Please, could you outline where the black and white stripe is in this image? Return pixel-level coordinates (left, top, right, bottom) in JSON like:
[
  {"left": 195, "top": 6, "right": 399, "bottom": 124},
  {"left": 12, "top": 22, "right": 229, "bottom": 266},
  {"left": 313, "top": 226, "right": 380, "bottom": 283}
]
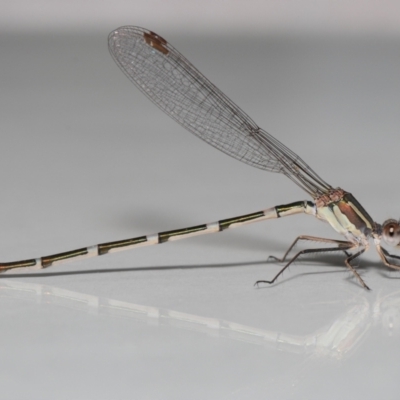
[{"left": 0, "top": 201, "right": 314, "bottom": 272}]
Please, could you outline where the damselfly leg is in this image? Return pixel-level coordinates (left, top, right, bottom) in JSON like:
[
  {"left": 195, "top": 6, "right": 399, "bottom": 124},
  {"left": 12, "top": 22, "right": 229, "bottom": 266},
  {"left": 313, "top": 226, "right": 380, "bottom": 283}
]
[
  {"left": 257, "top": 237, "right": 371, "bottom": 289},
  {"left": 268, "top": 235, "right": 353, "bottom": 263},
  {"left": 376, "top": 245, "right": 400, "bottom": 271}
]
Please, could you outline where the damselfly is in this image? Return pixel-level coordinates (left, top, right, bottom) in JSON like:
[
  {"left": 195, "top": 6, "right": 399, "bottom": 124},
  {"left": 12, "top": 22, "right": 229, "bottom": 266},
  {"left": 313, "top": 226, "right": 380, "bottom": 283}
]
[{"left": 2, "top": 26, "right": 399, "bottom": 289}]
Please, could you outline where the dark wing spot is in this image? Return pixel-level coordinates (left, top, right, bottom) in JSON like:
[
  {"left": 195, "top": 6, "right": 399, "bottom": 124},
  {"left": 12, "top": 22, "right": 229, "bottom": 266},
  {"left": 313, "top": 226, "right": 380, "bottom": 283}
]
[{"left": 144, "top": 31, "right": 169, "bottom": 55}]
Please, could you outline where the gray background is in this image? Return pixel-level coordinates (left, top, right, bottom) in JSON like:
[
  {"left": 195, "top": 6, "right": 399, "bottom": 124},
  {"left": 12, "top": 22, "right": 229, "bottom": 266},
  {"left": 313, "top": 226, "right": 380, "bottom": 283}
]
[{"left": 2, "top": 1, "right": 400, "bottom": 399}]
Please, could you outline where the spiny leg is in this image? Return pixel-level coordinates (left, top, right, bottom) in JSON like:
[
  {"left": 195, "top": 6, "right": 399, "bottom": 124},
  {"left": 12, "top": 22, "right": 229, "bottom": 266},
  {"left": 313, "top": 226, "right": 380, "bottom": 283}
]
[
  {"left": 268, "top": 235, "right": 353, "bottom": 263},
  {"left": 376, "top": 245, "right": 400, "bottom": 270},
  {"left": 256, "top": 243, "right": 354, "bottom": 287},
  {"left": 379, "top": 246, "right": 400, "bottom": 263},
  {"left": 344, "top": 248, "right": 369, "bottom": 290}
]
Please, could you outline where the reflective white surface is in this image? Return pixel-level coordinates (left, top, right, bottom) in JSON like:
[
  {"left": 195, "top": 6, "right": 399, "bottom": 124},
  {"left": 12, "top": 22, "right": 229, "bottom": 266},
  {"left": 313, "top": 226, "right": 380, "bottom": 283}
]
[{"left": 1, "top": 31, "right": 400, "bottom": 399}]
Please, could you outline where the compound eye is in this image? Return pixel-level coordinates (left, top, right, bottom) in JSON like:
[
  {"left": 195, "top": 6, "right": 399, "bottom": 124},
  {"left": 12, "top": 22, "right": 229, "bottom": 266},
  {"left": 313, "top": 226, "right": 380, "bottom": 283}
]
[{"left": 382, "top": 219, "right": 400, "bottom": 246}]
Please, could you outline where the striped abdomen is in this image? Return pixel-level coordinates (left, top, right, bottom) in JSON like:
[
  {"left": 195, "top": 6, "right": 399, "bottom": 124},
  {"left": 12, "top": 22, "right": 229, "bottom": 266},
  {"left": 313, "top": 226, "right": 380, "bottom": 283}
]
[{"left": 0, "top": 200, "right": 314, "bottom": 272}]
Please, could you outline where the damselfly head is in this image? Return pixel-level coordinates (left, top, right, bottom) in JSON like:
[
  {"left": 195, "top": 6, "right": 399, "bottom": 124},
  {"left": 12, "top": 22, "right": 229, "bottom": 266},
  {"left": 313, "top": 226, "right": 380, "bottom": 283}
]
[{"left": 382, "top": 219, "right": 400, "bottom": 246}]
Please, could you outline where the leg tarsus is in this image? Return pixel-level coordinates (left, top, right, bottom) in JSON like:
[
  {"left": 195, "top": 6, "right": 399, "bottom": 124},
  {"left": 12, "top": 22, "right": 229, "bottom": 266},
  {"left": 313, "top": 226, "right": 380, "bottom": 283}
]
[
  {"left": 344, "top": 248, "right": 370, "bottom": 289},
  {"left": 267, "top": 255, "right": 282, "bottom": 263}
]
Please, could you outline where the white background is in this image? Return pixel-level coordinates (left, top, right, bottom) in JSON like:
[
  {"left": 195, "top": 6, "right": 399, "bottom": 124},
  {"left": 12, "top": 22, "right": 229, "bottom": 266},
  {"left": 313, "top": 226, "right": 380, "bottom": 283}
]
[{"left": 1, "top": 1, "right": 400, "bottom": 399}]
